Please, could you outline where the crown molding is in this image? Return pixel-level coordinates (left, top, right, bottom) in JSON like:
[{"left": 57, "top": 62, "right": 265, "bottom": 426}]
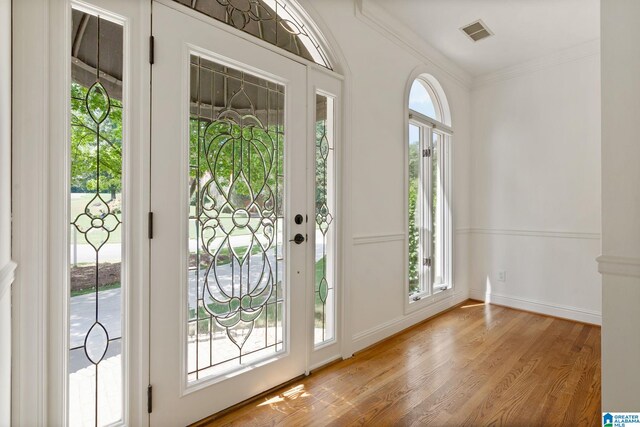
[
  {"left": 355, "top": 0, "right": 472, "bottom": 90},
  {"left": 473, "top": 38, "right": 600, "bottom": 89},
  {"left": 597, "top": 255, "right": 640, "bottom": 278}
]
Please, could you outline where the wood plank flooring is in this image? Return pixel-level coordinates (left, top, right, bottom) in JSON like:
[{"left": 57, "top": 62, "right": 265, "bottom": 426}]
[{"left": 197, "top": 301, "right": 601, "bottom": 426}]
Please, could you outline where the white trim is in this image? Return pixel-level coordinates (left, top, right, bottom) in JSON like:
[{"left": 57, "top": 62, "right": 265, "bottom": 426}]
[
  {"left": 597, "top": 255, "right": 640, "bottom": 278},
  {"left": 460, "top": 227, "right": 601, "bottom": 240},
  {"left": 308, "top": 354, "right": 342, "bottom": 373},
  {"left": 352, "top": 232, "right": 405, "bottom": 245},
  {"left": 408, "top": 111, "right": 454, "bottom": 136},
  {"left": 0, "top": 261, "right": 16, "bottom": 301},
  {"left": 47, "top": 1, "right": 72, "bottom": 423},
  {"left": 355, "top": 0, "right": 472, "bottom": 90},
  {"left": 351, "top": 291, "right": 468, "bottom": 354},
  {"left": 13, "top": 0, "right": 151, "bottom": 424},
  {"left": 308, "top": 69, "right": 343, "bottom": 367},
  {"left": 12, "top": 0, "right": 50, "bottom": 424},
  {"left": 404, "top": 67, "right": 455, "bottom": 316},
  {"left": 469, "top": 289, "right": 602, "bottom": 325},
  {"left": 473, "top": 39, "right": 600, "bottom": 89}
]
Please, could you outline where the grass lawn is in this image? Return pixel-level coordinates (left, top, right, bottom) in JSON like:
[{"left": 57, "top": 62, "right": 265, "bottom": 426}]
[{"left": 70, "top": 281, "right": 121, "bottom": 297}]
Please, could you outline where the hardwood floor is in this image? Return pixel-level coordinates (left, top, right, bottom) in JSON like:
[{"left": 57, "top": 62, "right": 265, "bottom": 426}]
[{"left": 196, "top": 301, "right": 601, "bottom": 426}]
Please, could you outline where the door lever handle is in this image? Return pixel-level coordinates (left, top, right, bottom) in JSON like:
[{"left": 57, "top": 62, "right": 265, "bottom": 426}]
[{"left": 289, "top": 233, "right": 306, "bottom": 244}]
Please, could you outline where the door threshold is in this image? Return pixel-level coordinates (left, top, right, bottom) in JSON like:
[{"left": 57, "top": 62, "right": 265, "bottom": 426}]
[{"left": 189, "top": 374, "right": 307, "bottom": 427}]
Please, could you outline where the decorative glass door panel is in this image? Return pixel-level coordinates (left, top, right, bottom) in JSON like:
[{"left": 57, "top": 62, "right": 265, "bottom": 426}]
[
  {"left": 188, "top": 54, "right": 286, "bottom": 381},
  {"left": 150, "top": 3, "right": 307, "bottom": 424},
  {"left": 69, "top": 8, "right": 124, "bottom": 426},
  {"left": 314, "top": 93, "right": 335, "bottom": 346}
]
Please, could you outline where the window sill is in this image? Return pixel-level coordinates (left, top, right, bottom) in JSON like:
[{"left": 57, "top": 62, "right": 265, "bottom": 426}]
[{"left": 405, "top": 286, "right": 454, "bottom": 315}]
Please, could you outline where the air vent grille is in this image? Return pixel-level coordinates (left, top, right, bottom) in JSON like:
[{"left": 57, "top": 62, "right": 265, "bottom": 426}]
[{"left": 461, "top": 20, "right": 493, "bottom": 42}]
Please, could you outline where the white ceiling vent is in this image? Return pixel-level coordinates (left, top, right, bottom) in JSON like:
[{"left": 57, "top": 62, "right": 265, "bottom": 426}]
[{"left": 460, "top": 20, "right": 493, "bottom": 42}]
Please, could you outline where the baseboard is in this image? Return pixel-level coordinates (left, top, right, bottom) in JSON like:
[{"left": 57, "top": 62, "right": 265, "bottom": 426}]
[
  {"left": 351, "top": 292, "right": 469, "bottom": 353},
  {"left": 309, "top": 355, "right": 343, "bottom": 374},
  {"left": 469, "top": 288, "right": 601, "bottom": 325}
]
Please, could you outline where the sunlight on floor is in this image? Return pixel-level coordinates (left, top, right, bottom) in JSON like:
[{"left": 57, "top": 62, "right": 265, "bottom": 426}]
[
  {"left": 460, "top": 302, "right": 486, "bottom": 308},
  {"left": 257, "top": 384, "right": 311, "bottom": 408}
]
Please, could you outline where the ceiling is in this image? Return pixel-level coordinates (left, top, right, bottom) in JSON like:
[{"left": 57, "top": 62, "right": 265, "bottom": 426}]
[{"left": 368, "top": 0, "right": 600, "bottom": 77}]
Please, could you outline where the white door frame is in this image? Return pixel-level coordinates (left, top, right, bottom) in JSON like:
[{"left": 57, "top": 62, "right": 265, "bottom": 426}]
[
  {"left": 0, "top": 0, "right": 16, "bottom": 425},
  {"left": 12, "top": 0, "right": 151, "bottom": 425},
  {"left": 10, "top": 0, "right": 351, "bottom": 424}
]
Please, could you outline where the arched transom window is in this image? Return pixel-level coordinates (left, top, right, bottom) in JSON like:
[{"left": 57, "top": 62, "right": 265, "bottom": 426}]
[
  {"left": 407, "top": 75, "right": 453, "bottom": 304},
  {"left": 173, "top": 0, "right": 333, "bottom": 69}
]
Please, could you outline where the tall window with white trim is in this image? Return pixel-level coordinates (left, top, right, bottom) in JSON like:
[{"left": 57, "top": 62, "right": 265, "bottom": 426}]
[{"left": 407, "top": 76, "right": 452, "bottom": 301}]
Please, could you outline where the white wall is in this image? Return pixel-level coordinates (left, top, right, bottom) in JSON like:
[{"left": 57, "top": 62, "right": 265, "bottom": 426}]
[
  {"left": 469, "top": 46, "right": 602, "bottom": 325},
  {"left": 0, "top": 0, "right": 13, "bottom": 424},
  {"left": 309, "top": 0, "right": 473, "bottom": 353},
  {"left": 600, "top": 0, "right": 640, "bottom": 410}
]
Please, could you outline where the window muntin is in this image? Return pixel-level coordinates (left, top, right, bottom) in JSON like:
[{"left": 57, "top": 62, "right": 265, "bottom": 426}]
[
  {"left": 69, "top": 9, "right": 124, "bottom": 426},
  {"left": 173, "top": 0, "right": 332, "bottom": 70},
  {"left": 408, "top": 76, "right": 452, "bottom": 302}
]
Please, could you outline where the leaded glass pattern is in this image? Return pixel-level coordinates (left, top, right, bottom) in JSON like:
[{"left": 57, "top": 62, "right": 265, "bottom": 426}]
[
  {"left": 314, "top": 94, "right": 335, "bottom": 345},
  {"left": 69, "top": 9, "right": 123, "bottom": 427},
  {"left": 188, "top": 54, "right": 285, "bottom": 382},
  {"left": 173, "top": 0, "right": 332, "bottom": 69}
]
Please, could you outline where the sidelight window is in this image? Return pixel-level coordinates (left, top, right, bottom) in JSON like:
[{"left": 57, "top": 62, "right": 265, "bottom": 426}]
[{"left": 69, "top": 8, "right": 124, "bottom": 426}]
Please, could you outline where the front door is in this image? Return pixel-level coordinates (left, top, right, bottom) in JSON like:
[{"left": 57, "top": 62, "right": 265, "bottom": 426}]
[{"left": 150, "top": 2, "right": 308, "bottom": 424}]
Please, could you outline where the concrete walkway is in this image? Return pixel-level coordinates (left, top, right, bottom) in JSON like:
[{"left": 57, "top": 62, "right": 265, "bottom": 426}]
[{"left": 70, "top": 229, "right": 329, "bottom": 373}]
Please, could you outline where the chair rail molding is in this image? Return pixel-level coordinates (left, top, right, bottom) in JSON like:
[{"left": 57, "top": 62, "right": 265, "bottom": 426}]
[
  {"left": 597, "top": 255, "right": 640, "bottom": 278},
  {"left": 459, "top": 227, "right": 601, "bottom": 240},
  {"left": 0, "top": 261, "right": 16, "bottom": 300},
  {"left": 353, "top": 232, "right": 405, "bottom": 246}
]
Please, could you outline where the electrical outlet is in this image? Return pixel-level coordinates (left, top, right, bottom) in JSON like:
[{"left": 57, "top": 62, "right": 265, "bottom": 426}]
[{"left": 497, "top": 270, "right": 506, "bottom": 282}]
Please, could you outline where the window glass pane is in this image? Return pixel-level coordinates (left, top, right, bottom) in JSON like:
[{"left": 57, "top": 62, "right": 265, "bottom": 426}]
[
  {"left": 408, "top": 124, "right": 421, "bottom": 295},
  {"left": 409, "top": 80, "right": 438, "bottom": 120},
  {"left": 188, "top": 54, "right": 286, "bottom": 382},
  {"left": 173, "top": 0, "right": 332, "bottom": 69},
  {"left": 69, "top": 9, "right": 124, "bottom": 426},
  {"left": 314, "top": 94, "right": 335, "bottom": 345}
]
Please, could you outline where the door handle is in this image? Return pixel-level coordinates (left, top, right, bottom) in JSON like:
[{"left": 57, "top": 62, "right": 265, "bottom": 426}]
[{"left": 289, "top": 233, "right": 305, "bottom": 244}]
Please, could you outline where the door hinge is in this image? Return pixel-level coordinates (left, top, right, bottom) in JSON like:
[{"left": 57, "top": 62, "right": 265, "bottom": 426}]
[
  {"left": 147, "top": 385, "right": 153, "bottom": 413},
  {"left": 149, "top": 36, "right": 155, "bottom": 65},
  {"left": 423, "top": 257, "right": 432, "bottom": 267},
  {"left": 148, "top": 212, "right": 154, "bottom": 239},
  {"left": 422, "top": 148, "right": 432, "bottom": 158}
]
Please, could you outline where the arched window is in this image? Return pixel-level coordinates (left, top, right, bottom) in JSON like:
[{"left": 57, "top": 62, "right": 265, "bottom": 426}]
[
  {"left": 173, "top": 0, "right": 333, "bottom": 69},
  {"left": 409, "top": 79, "right": 441, "bottom": 122},
  {"left": 407, "top": 75, "right": 453, "bottom": 304}
]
